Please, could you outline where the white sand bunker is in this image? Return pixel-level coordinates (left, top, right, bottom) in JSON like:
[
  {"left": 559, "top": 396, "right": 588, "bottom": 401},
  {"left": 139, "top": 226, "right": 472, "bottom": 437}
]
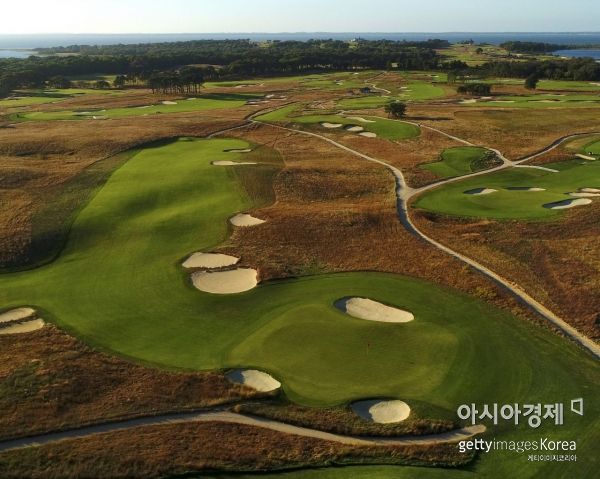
[
  {"left": 0, "top": 307, "right": 36, "bottom": 324},
  {"left": 544, "top": 198, "right": 593, "bottom": 209},
  {"left": 464, "top": 188, "right": 497, "bottom": 195},
  {"left": 352, "top": 400, "right": 411, "bottom": 424},
  {"left": 345, "top": 116, "right": 376, "bottom": 123},
  {"left": 0, "top": 319, "right": 45, "bottom": 335},
  {"left": 192, "top": 268, "right": 258, "bottom": 294},
  {"left": 230, "top": 213, "right": 266, "bottom": 227},
  {"left": 92, "top": 115, "right": 108, "bottom": 120},
  {"left": 162, "top": 101, "right": 178, "bottom": 105},
  {"left": 226, "top": 369, "right": 281, "bottom": 392},
  {"left": 346, "top": 125, "right": 365, "bottom": 132},
  {"left": 0, "top": 308, "right": 44, "bottom": 335},
  {"left": 182, "top": 253, "right": 239, "bottom": 269},
  {"left": 225, "top": 148, "right": 252, "bottom": 153},
  {"left": 507, "top": 187, "right": 546, "bottom": 192},
  {"left": 580, "top": 188, "right": 600, "bottom": 193},
  {"left": 359, "top": 132, "right": 377, "bottom": 138},
  {"left": 460, "top": 99, "right": 478, "bottom": 104},
  {"left": 212, "top": 160, "right": 257, "bottom": 166},
  {"left": 321, "top": 122, "right": 343, "bottom": 129},
  {"left": 569, "top": 192, "right": 600, "bottom": 198},
  {"left": 493, "top": 100, "right": 516, "bottom": 103},
  {"left": 336, "top": 298, "right": 414, "bottom": 323},
  {"left": 576, "top": 154, "right": 596, "bottom": 161}
]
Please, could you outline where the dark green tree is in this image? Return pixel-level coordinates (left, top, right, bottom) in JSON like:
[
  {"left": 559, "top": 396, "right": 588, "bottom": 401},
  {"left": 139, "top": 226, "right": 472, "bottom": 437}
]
[{"left": 384, "top": 101, "right": 407, "bottom": 118}]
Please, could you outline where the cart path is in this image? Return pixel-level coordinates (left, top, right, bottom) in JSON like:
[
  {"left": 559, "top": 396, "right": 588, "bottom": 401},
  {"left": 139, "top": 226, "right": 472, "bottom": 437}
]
[
  {"left": 0, "top": 410, "right": 485, "bottom": 453},
  {"left": 255, "top": 120, "right": 600, "bottom": 359}
]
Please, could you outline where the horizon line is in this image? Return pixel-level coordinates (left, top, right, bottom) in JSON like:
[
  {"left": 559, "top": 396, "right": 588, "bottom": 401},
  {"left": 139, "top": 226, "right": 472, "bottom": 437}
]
[{"left": 2, "top": 31, "right": 600, "bottom": 35}]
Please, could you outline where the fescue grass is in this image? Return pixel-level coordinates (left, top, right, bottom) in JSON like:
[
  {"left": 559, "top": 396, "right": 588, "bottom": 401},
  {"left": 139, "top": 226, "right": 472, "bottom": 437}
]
[{"left": 415, "top": 159, "right": 600, "bottom": 219}]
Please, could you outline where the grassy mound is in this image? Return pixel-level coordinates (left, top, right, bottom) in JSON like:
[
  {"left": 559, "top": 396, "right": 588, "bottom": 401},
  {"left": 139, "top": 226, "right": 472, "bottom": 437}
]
[{"left": 421, "top": 146, "right": 497, "bottom": 178}]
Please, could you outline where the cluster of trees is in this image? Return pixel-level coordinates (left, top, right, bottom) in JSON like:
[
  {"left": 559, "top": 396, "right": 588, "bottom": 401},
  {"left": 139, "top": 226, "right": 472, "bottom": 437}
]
[
  {"left": 1, "top": 39, "right": 450, "bottom": 96},
  {"left": 500, "top": 41, "right": 571, "bottom": 53},
  {"left": 477, "top": 57, "right": 600, "bottom": 81},
  {"left": 456, "top": 83, "right": 492, "bottom": 96},
  {"left": 147, "top": 66, "right": 209, "bottom": 94}
]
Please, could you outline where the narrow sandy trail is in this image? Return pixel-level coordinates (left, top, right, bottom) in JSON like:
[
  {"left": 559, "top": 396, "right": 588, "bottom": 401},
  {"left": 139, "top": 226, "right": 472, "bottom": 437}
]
[
  {"left": 254, "top": 120, "right": 600, "bottom": 359},
  {"left": 0, "top": 410, "right": 485, "bottom": 453}
]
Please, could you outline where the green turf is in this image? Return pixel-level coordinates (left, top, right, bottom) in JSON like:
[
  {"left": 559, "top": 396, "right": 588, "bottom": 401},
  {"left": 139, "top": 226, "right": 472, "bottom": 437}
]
[
  {"left": 0, "top": 139, "right": 598, "bottom": 478},
  {"left": 256, "top": 106, "right": 420, "bottom": 140},
  {"left": 337, "top": 95, "right": 392, "bottom": 109},
  {"left": 582, "top": 138, "right": 600, "bottom": 155},
  {"left": 399, "top": 81, "right": 446, "bottom": 101},
  {"left": 537, "top": 80, "right": 600, "bottom": 92},
  {"left": 13, "top": 93, "right": 254, "bottom": 121},
  {"left": 415, "top": 159, "right": 600, "bottom": 219},
  {"left": 421, "top": 147, "right": 490, "bottom": 178}
]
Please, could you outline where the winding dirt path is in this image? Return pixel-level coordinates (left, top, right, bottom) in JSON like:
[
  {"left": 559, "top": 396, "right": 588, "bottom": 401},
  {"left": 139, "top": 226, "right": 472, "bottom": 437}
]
[
  {"left": 0, "top": 411, "right": 485, "bottom": 453},
  {"left": 255, "top": 120, "right": 600, "bottom": 359}
]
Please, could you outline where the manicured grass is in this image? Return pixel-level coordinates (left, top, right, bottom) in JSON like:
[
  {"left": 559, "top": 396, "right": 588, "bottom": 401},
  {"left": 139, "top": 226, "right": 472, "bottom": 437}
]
[
  {"left": 338, "top": 95, "right": 392, "bottom": 109},
  {"left": 0, "top": 139, "right": 598, "bottom": 478},
  {"left": 12, "top": 93, "right": 255, "bottom": 121},
  {"left": 583, "top": 138, "right": 600, "bottom": 155},
  {"left": 538, "top": 80, "right": 600, "bottom": 92},
  {"left": 421, "top": 147, "right": 491, "bottom": 178},
  {"left": 0, "top": 88, "right": 126, "bottom": 109},
  {"left": 399, "top": 81, "right": 446, "bottom": 101},
  {"left": 415, "top": 159, "right": 600, "bottom": 219},
  {"left": 256, "top": 106, "right": 420, "bottom": 140}
]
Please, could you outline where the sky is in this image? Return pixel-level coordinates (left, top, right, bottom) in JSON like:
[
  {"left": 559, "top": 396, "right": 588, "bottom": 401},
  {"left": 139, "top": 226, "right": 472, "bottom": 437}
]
[{"left": 1, "top": 0, "right": 598, "bottom": 34}]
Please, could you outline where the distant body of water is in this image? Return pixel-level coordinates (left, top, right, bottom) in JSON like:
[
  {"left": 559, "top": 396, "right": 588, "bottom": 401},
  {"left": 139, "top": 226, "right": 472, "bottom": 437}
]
[
  {"left": 1, "top": 32, "right": 600, "bottom": 58},
  {"left": 0, "top": 49, "right": 36, "bottom": 59},
  {"left": 554, "top": 49, "right": 600, "bottom": 60}
]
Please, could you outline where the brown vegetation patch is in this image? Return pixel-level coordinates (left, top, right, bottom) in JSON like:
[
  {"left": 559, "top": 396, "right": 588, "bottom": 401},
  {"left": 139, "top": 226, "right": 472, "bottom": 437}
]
[
  {"left": 234, "top": 403, "right": 457, "bottom": 437},
  {"left": 0, "top": 325, "right": 264, "bottom": 441},
  {"left": 0, "top": 421, "right": 472, "bottom": 478},
  {"left": 412, "top": 205, "right": 600, "bottom": 340}
]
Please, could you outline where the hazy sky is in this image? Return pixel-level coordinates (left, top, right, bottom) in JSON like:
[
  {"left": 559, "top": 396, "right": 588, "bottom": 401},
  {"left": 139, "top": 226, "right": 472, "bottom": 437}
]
[{"left": 2, "top": 0, "right": 598, "bottom": 33}]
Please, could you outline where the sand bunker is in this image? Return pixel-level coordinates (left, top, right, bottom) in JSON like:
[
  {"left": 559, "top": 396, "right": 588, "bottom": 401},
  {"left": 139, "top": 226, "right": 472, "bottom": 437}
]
[
  {"left": 544, "top": 198, "right": 593, "bottom": 209},
  {"left": 576, "top": 154, "right": 596, "bottom": 161},
  {"left": 336, "top": 298, "right": 414, "bottom": 323},
  {"left": 92, "top": 115, "right": 108, "bottom": 120},
  {"left": 226, "top": 369, "right": 281, "bottom": 392},
  {"left": 493, "top": 100, "right": 516, "bottom": 103},
  {"left": 506, "top": 187, "right": 546, "bottom": 192},
  {"left": 162, "top": 101, "right": 178, "bottom": 105},
  {"left": 352, "top": 400, "right": 411, "bottom": 424},
  {"left": 460, "top": 99, "right": 477, "bottom": 104},
  {"left": 464, "top": 188, "right": 497, "bottom": 195},
  {"left": 0, "top": 319, "right": 45, "bottom": 335},
  {"left": 345, "top": 116, "right": 376, "bottom": 123},
  {"left": 230, "top": 213, "right": 266, "bottom": 227},
  {"left": 321, "top": 122, "right": 343, "bottom": 129},
  {"left": 345, "top": 125, "right": 365, "bottom": 132},
  {"left": 569, "top": 192, "right": 600, "bottom": 198},
  {"left": 136, "top": 105, "right": 151, "bottom": 109},
  {"left": 192, "top": 268, "right": 258, "bottom": 294},
  {"left": 212, "top": 160, "right": 257, "bottom": 166},
  {"left": 580, "top": 188, "right": 600, "bottom": 193},
  {"left": 0, "top": 307, "right": 36, "bottom": 324},
  {"left": 359, "top": 132, "right": 377, "bottom": 138},
  {"left": 182, "top": 253, "right": 239, "bottom": 269},
  {"left": 225, "top": 148, "right": 253, "bottom": 153}
]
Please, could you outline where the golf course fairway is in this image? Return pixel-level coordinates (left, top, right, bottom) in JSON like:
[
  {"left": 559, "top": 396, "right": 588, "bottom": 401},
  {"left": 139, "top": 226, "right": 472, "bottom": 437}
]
[
  {"left": 0, "top": 138, "right": 598, "bottom": 478},
  {"left": 415, "top": 159, "right": 600, "bottom": 219}
]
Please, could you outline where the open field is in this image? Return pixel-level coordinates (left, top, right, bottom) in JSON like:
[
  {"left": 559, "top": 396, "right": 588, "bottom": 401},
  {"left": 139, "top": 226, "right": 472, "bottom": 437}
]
[
  {"left": 415, "top": 159, "right": 600, "bottom": 219},
  {"left": 11, "top": 93, "right": 257, "bottom": 121}
]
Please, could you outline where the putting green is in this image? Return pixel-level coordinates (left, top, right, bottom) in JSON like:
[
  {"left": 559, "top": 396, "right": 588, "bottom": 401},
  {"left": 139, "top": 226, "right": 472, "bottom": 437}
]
[
  {"left": 421, "top": 146, "right": 491, "bottom": 178},
  {"left": 415, "top": 159, "right": 600, "bottom": 219},
  {"left": 12, "top": 93, "right": 255, "bottom": 121},
  {"left": 582, "top": 138, "right": 600, "bottom": 156},
  {"left": 256, "top": 105, "right": 420, "bottom": 140},
  {"left": 0, "top": 139, "right": 598, "bottom": 478}
]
